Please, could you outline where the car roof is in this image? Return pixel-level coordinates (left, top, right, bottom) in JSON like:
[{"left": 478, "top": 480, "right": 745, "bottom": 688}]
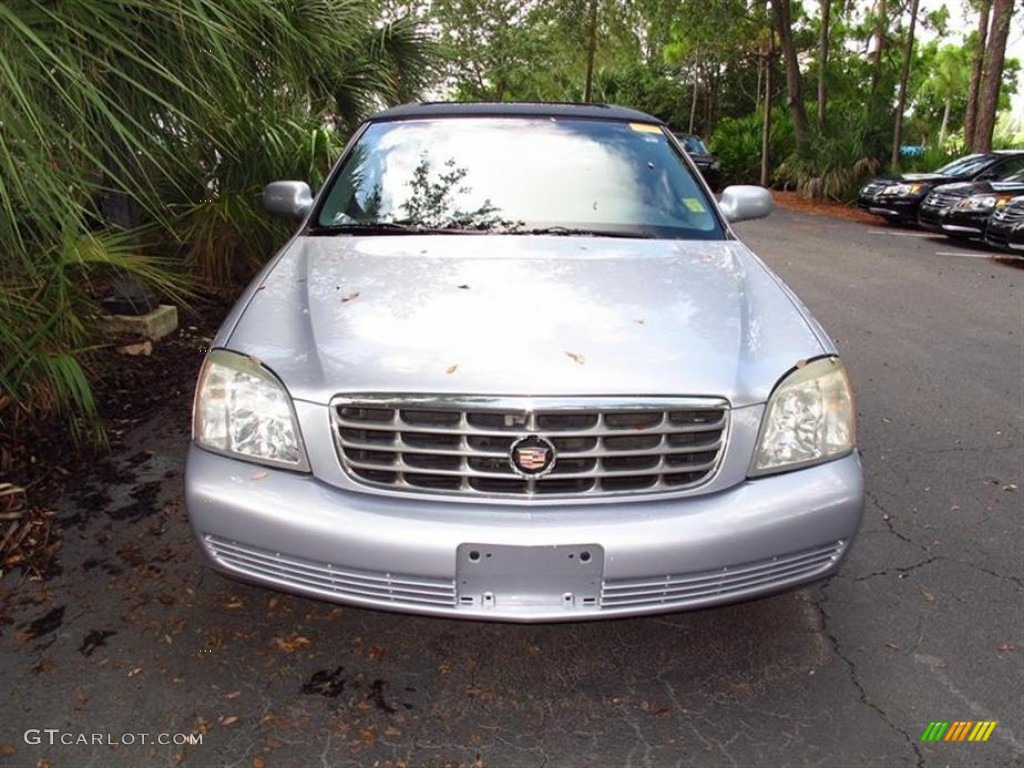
[{"left": 367, "top": 101, "right": 665, "bottom": 125}]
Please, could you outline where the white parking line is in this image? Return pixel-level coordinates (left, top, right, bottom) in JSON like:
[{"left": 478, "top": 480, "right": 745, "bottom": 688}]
[
  {"left": 868, "top": 229, "right": 935, "bottom": 238},
  {"left": 934, "top": 250, "right": 994, "bottom": 259}
]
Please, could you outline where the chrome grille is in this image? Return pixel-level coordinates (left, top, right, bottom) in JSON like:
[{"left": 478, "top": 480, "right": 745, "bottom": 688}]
[
  {"left": 923, "top": 189, "right": 968, "bottom": 209},
  {"left": 206, "top": 536, "right": 457, "bottom": 607},
  {"left": 860, "top": 181, "right": 888, "bottom": 198},
  {"left": 601, "top": 541, "right": 845, "bottom": 608},
  {"left": 991, "top": 200, "right": 1024, "bottom": 225},
  {"left": 331, "top": 396, "right": 729, "bottom": 498}
]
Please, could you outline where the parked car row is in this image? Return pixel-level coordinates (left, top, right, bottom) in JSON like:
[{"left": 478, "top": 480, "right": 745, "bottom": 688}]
[{"left": 857, "top": 151, "right": 1024, "bottom": 253}]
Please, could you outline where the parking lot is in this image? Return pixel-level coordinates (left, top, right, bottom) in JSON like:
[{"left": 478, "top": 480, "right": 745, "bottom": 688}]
[{"left": 0, "top": 206, "right": 1021, "bottom": 768}]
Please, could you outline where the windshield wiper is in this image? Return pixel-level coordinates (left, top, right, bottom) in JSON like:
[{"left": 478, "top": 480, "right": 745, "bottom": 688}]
[
  {"left": 307, "top": 221, "right": 472, "bottom": 236},
  {"left": 512, "top": 226, "right": 658, "bottom": 239}
]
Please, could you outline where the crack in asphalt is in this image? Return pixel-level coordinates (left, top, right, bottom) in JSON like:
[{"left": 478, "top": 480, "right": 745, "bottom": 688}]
[
  {"left": 850, "top": 555, "right": 939, "bottom": 583},
  {"left": 865, "top": 490, "right": 933, "bottom": 555},
  {"left": 950, "top": 558, "right": 1024, "bottom": 590},
  {"left": 813, "top": 581, "right": 926, "bottom": 768}
]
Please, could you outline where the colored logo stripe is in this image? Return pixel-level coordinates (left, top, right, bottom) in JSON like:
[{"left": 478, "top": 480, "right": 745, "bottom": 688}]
[
  {"left": 969, "top": 722, "right": 998, "bottom": 742},
  {"left": 945, "top": 721, "right": 972, "bottom": 741},
  {"left": 921, "top": 721, "right": 997, "bottom": 742}
]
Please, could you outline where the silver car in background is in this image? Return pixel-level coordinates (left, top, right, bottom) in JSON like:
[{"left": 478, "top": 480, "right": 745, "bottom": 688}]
[{"left": 186, "top": 102, "right": 863, "bottom": 622}]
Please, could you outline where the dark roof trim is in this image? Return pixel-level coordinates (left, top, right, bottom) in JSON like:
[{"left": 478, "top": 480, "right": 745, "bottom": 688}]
[{"left": 367, "top": 101, "right": 665, "bottom": 124}]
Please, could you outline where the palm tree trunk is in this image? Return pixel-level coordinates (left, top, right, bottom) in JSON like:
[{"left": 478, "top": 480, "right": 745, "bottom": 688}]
[
  {"left": 891, "top": 0, "right": 920, "bottom": 170},
  {"left": 867, "top": 0, "right": 888, "bottom": 106},
  {"left": 688, "top": 57, "right": 699, "bottom": 134},
  {"left": 761, "top": 43, "right": 774, "bottom": 187},
  {"left": 583, "top": 0, "right": 598, "bottom": 102},
  {"left": 964, "top": 0, "right": 991, "bottom": 149},
  {"left": 818, "top": 0, "right": 831, "bottom": 131},
  {"left": 939, "top": 98, "right": 951, "bottom": 146},
  {"left": 773, "top": 0, "right": 811, "bottom": 156},
  {"left": 973, "top": 0, "right": 1014, "bottom": 152}
]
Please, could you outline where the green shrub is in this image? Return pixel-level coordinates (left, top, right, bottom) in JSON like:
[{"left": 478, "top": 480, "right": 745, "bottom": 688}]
[
  {"left": 775, "top": 112, "right": 882, "bottom": 202},
  {"left": 710, "top": 109, "right": 793, "bottom": 186}
]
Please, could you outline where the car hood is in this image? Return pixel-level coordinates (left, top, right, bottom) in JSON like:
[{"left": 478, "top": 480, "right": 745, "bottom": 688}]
[
  {"left": 932, "top": 180, "right": 993, "bottom": 194},
  {"left": 991, "top": 181, "right": 1024, "bottom": 193},
  {"left": 221, "top": 236, "right": 829, "bottom": 407},
  {"left": 895, "top": 173, "right": 958, "bottom": 185}
]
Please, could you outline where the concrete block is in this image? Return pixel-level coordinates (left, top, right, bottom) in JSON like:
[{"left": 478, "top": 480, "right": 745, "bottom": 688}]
[{"left": 97, "top": 304, "right": 179, "bottom": 342}]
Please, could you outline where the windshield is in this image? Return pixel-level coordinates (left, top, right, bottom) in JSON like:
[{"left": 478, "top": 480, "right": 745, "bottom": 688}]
[
  {"left": 998, "top": 169, "right": 1024, "bottom": 184},
  {"left": 677, "top": 135, "right": 710, "bottom": 155},
  {"left": 315, "top": 117, "right": 723, "bottom": 240},
  {"left": 935, "top": 154, "right": 993, "bottom": 177}
]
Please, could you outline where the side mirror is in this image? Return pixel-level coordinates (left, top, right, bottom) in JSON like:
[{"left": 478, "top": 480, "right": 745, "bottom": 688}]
[
  {"left": 263, "top": 181, "right": 313, "bottom": 219},
  {"left": 719, "top": 185, "right": 774, "bottom": 223}
]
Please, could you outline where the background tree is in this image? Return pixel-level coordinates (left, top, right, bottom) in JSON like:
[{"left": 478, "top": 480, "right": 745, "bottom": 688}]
[
  {"left": 964, "top": 0, "right": 992, "bottom": 148},
  {"left": 891, "top": 0, "right": 921, "bottom": 168},
  {"left": 973, "top": 0, "right": 1016, "bottom": 151},
  {"left": 772, "top": 0, "right": 812, "bottom": 155},
  {"left": 915, "top": 45, "right": 970, "bottom": 146}
]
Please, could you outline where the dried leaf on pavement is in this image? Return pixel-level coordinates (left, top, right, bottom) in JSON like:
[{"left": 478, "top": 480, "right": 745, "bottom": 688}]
[{"left": 273, "top": 634, "right": 311, "bottom": 653}]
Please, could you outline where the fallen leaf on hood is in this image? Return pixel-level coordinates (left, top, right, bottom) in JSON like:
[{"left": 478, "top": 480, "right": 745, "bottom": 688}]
[
  {"left": 565, "top": 351, "right": 585, "bottom": 365},
  {"left": 250, "top": 471, "right": 268, "bottom": 481},
  {"left": 457, "top": 284, "right": 470, "bottom": 290},
  {"left": 633, "top": 318, "right": 646, "bottom": 324},
  {"left": 341, "top": 291, "right": 360, "bottom": 303},
  {"left": 446, "top": 364, "right": 459, "bottom": 375}
]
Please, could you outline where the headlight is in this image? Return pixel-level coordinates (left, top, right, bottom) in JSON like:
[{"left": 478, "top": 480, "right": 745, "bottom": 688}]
[
  {"left": 193, "top": 349, "right": 309, "bottom": 470},
  {"left": 750, "top": 357, "right": 855, "bottom": 476},
  {"left": 960, "top": 195, "right": 997, "bottom": 211},
  {"left": 884, "top": 183, "right": 925, "bottom": 197}
]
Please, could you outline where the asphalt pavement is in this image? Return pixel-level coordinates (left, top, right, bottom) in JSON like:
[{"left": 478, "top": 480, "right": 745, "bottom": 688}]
[{"left": 0, "top": 207, "right": 1021, "bottom": 768}]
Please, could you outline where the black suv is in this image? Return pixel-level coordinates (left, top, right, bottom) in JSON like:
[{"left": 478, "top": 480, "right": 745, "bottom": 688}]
[
  {"left": 984, "top": 195, "right": 1024, "bottom": 253},
  {"left": 918, "top": 169, "right": 1024, "bottom": 239},
  {"left": 674, "top": 133, "right": 722, "bottom": 192},
  {"left": 857, "top": 151, "right": 1024, "bottom": 225}
]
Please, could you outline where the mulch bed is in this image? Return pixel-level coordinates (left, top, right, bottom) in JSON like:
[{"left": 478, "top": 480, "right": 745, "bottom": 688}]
[
  {"left": 770, "top": 190, "right": 880, "bottom": 225},
  {"left": 0, "top": 297, "right": 229, "bottom": 580}
]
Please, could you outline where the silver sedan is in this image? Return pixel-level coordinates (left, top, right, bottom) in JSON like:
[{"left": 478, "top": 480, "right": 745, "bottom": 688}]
[{"left": 185, "top": 102, "right": 863, "bottom": 622}]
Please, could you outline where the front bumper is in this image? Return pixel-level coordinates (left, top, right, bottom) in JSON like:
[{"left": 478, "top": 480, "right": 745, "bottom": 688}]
[
  {"left": 917, "top": 203, "right": 947, "bottom": 231},
  {"left": 941, "top": 209, "right": 988, "bottom": 237},
  {"left": 864, "top": 196, "right": 925, "bottom": 222},
  {"left": 985, "top": 221, "right": 1024, "bottom": 252},
  {"left": 186, "top": 446, "right": 864, "bottom": 622}
]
